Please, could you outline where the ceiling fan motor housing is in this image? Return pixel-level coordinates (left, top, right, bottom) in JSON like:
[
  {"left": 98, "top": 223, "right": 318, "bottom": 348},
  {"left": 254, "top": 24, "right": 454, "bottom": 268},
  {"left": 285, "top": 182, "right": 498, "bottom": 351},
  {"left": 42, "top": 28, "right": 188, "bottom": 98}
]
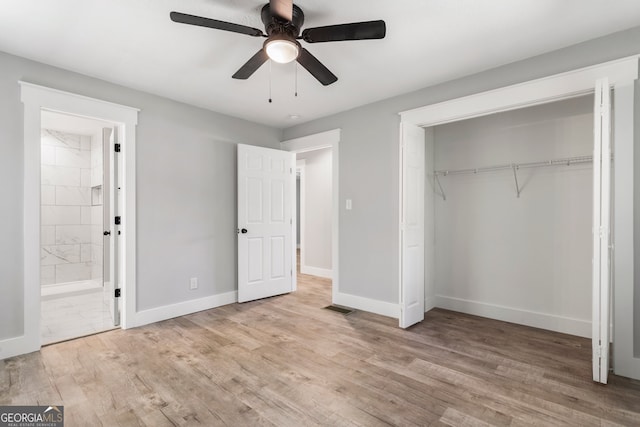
[{"left": 261, "top": 3, "right": 304, "bottom": 39}]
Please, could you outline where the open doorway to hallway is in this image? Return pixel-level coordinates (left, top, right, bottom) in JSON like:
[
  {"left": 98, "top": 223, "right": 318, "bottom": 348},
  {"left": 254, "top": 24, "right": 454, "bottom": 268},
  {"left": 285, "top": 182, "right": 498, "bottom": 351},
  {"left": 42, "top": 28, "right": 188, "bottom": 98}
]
[{"left": 296, "top": 147, "right": 333, "bottom": 281}]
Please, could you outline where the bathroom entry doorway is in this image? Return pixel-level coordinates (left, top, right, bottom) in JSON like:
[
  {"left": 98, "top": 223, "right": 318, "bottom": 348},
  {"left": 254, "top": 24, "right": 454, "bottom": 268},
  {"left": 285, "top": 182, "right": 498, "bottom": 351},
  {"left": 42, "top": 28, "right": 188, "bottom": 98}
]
[{"left": 40, "top": 111, "right": 120, "bottom": 344}]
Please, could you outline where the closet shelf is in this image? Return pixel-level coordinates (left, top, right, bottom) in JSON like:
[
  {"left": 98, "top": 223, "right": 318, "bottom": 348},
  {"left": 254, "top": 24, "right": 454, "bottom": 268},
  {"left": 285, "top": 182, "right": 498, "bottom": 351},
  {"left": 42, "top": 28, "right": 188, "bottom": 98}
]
[
  {"left": 434, "top": 154, "right": 606, "bottom": 200},
  {"left": 434, "top": 155, "right": 594, "bottom": 177}
]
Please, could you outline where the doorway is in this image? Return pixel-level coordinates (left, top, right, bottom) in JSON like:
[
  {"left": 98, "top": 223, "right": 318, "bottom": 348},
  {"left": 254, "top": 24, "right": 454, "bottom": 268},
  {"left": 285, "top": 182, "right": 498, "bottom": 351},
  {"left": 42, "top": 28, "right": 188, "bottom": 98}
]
[
  {"left": 296, "top": 148, "right": 333, "bottom": 279},
  {"left": 15, "top": 81, "right": 138, "bottom": 359},
  {"left": 281, "top": 129, "right": 340, "bottom": 304},
  {"left": 39, "top": 111, "right": 119, "bottom": 344}
]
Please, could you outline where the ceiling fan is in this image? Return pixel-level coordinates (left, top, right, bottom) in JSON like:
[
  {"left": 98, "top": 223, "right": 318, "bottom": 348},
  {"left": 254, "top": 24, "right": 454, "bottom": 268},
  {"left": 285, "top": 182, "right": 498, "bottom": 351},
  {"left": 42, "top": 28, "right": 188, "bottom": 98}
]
[{"left": 170, "top": 0, "right": 386, "bottom": 86}]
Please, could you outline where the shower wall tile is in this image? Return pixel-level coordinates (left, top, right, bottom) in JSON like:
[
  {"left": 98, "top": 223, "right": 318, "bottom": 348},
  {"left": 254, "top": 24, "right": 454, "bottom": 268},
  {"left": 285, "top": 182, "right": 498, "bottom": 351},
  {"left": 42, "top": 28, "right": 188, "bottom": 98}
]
[
  {"left": 91, "top": 167, "right": 103, "bottom": 187},
  {"left": 91, "top": 146, "right": 101, "bottom": 167},
  {"left": 41, "top": 185, "right": 56, "bottom": 205},
  {"left": 41, "top": 244, "right": 80, "bottom": 266},
  {"left": 81, "top": 207, "right": 91, "bottom": 225},
  {"left": 91, "top": 225, "right": 102, "bottom": 243},
  {"left": 91, "top": 243, "right": 103, "bottom": 265},
  {"left": 41, "top": 226, "right": 56, "bottom": 246},
  {"left": 81, "top": 168, "right": 91, "bottom": 187},
  {"left": 81, "top": 135, "right": 92, "bottom": 151},
  {"left": 42, "top": 206, "right": 81, "bottom": 225},
  {"left": 91, "top": 206, "right": 102, "bottom": 225},
  {"left": 56, "top": 225, "right": 91, "bottom": 245},
  {"left": 41, "top": 265, "right": 55, "bottom": 286},
  {"left": 91, "top": 134, "right": 101, "bottom": 151},
  {"left": 41, "top": 145, "right": 55, "bottom": 165},
  {"left": 41, "top": 165, "right": 80, "bottom": 186},
  {"left": 91, "top": 264, "right": 103, "bottom": 282},
  {"left": 41, "top": 129, "right": 96, "bottom": 286},
  {"left": 55, "top": 147, "right": 90, "bottom": 168},
  {"left": 81, "top": 244, "right": 92, "bottom": 262},
  {"left": 41, "top": 130, "right": 81, "bottom": 149},
  {"left": 56, "top": 262, "right": 91, "bottom": 283},
  {"left": 56, "top": 186, "right": 90, "bottom": 206}
]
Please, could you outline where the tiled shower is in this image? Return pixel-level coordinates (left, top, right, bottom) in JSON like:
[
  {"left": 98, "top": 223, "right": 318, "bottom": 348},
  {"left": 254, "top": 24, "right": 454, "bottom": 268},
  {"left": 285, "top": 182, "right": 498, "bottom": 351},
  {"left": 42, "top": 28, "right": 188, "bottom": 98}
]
[{"left": 40, "top": 129, "right": 103, "bottom": 295}]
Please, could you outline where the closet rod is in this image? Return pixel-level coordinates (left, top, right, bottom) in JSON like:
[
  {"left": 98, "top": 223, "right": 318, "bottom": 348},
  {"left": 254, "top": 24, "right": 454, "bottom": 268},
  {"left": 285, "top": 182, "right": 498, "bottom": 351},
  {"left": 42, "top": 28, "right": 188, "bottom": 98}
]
[{"left": 434, "top": 155, "right": 595, "bottom": 177}]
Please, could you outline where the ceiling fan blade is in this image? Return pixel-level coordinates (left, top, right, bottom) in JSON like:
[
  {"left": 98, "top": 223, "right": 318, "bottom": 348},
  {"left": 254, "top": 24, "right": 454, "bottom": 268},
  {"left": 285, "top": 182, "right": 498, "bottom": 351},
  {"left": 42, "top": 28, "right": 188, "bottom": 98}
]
[
  {"left": 296, "top": 48, "right": 337, "bottom": 86},
  {"left": 232, "top": 49, "right": 269, "bottom": 80},
  {"left": 270, "top": 0, "right": 293, "bottom": 21},
  {"left": 302, "top": 20, "right": 386, "bottom": 43},
  {"left": 170, "top": 11, "right": 264, "bottom": 37}
]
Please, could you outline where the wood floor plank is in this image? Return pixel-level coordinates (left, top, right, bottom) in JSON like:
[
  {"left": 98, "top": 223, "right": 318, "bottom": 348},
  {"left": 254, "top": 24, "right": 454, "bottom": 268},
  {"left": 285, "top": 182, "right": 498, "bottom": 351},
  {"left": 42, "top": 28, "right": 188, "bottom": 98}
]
[{"left": 1, "top": 272, "right": 639, "bottom": 426}]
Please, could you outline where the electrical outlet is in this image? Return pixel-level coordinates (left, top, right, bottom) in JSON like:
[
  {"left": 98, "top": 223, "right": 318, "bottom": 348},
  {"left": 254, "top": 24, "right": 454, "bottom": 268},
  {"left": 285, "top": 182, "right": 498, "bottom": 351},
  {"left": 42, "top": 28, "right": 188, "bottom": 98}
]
[{"left": 190, "top": 277, "right": 198, "bottom": 290}]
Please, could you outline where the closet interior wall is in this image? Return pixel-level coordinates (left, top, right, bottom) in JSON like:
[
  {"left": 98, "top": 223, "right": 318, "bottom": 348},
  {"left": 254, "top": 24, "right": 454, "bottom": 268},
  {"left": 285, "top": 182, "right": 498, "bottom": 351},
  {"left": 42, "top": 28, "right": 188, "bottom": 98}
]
[{"left": 429, "top": 95, "right": 596, "bottom": 337}]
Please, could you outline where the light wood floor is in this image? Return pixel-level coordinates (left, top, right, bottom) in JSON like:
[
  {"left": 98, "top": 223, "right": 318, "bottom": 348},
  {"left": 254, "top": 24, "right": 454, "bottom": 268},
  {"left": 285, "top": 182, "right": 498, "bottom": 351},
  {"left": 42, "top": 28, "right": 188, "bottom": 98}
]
[{"left": 2, "top": 274, "right": 640, "bottom": 426}]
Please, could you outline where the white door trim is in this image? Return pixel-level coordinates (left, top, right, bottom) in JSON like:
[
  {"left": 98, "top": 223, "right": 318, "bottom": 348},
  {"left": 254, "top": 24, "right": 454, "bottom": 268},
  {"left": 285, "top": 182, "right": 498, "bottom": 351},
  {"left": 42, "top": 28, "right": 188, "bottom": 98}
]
[
  {"left": 399, "top": 55, "right": 639, "bottom": 126},
  {"left": 3, "top": 81, "right": 138, "bottom": 360},
  {"left": 398, "top": 56, "right": 639, "bottom": 380},
  {"left": 281, "top": 129, "right": 340, "bottom": 303}
]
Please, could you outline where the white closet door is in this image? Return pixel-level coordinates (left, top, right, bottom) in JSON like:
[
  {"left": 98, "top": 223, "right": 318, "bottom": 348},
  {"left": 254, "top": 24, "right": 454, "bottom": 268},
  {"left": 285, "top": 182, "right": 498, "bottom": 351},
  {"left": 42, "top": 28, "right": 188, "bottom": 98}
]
[
  {"left": 237, "top": 144, "right": 295, "bottom": 303},
  {"left": 399, "top": 122, "right": 425, "bottom": 328},
  {"left": 592, "top": 78, "right": 611, "bottom": 384}
]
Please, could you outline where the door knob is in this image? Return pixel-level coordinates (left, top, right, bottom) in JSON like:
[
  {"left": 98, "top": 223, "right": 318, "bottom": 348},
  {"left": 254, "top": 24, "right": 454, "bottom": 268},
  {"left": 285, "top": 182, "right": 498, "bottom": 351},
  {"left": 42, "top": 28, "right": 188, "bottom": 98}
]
[
  {"left": 103, "top": 231, "right": 111, "bottom": 236},
  {"left": 241, "top": 228, "right": 248, "bottom": 234}
]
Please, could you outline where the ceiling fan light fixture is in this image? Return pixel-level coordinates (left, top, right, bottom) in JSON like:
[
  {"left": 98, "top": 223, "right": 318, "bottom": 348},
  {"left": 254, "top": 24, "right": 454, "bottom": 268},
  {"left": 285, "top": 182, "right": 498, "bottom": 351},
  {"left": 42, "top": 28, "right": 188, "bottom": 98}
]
[{"left": 265, "top": 38, "right": 299, "bottom": 63}]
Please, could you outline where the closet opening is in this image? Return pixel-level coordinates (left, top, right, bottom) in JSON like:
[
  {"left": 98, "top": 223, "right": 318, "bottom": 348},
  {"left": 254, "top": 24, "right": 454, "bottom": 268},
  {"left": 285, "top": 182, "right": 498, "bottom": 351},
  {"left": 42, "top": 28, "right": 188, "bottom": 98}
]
[
  {"left": 398, "top": 57, "right": 640, "bottom": 383},
  {"left": 428, "top": 95, "right": 596, "bottom": 340}
]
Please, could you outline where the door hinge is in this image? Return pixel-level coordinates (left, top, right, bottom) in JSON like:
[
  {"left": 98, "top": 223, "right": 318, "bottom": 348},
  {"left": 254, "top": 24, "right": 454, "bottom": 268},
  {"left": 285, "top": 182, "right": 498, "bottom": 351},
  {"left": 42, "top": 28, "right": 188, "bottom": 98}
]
[
  {"left": 114, "top": 143, "right": 121, "bottom": 152},
  {"left": 115, "top": 216, "right": 121, "bottom": 225},
  {"left": 114, "top": 288, "right": 121, "bottom": 298}
]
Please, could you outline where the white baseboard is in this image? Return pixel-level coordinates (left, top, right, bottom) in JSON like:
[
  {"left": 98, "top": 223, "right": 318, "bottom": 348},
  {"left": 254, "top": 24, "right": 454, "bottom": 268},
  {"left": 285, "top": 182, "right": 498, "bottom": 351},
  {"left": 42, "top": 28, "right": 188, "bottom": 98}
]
[
  {"left": 424, "top": 296, "right": 437, "bottom": 312},
  {"left": 334, "top": 292, "right": 399, "bottom": 319},
  {"left": 434, "top": 295, "right": 591, "bottom": 338},
  {"left": 0, "top": 334, "right": 39, "bottom": 361},
  {"left": 300, "top": 265, "right": 332, "bottom": 279},
  {"left": 128, "top": 291, "right": 237, "bottom": 329}
]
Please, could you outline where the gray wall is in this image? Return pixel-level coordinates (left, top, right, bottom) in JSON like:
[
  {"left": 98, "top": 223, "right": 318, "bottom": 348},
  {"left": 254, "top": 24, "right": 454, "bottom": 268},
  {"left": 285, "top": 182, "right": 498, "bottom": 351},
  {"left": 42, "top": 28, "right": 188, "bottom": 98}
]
[
  {"left": 433, "top": 96, "right": 593, "bottom": 327},
  {"left": 0, "top": 50, "right": 281, "bottom": 339},
  {"left": 282, "top": 24, "right": 640, "bottom": 330},
  {"left": 297, "top": 148, "right": 333, "bottom": 271}
]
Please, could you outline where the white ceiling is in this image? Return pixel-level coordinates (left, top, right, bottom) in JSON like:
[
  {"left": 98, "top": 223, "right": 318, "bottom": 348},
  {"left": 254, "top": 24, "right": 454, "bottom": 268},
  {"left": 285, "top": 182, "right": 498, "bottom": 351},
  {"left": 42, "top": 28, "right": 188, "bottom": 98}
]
[{"left": 2, "top": 1, "right": 640, "bottom": 128}]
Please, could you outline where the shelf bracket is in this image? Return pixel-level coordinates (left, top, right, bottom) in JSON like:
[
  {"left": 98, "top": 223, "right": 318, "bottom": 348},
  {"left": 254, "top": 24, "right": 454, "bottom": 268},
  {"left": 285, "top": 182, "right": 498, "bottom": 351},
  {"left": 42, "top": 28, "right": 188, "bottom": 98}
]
[
  {"left": 434, "top": 173, "right": 446, "bottom": 201},
  {"left": 512, "top": 164, "right": 521, "bottom": 198}
]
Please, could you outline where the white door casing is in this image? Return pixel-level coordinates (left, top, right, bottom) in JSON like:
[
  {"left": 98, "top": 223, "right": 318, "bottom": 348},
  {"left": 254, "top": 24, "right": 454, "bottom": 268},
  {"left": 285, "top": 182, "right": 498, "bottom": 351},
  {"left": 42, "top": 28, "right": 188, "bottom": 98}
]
[
  {"left": 399, "top": 122, "right": 425, "bottom": 328},
  {"left": 237, "top": 144, "right": 295, "bottom": 302},
  {"left": 592, "top": 78, "right": 612, "bottom": 384}
]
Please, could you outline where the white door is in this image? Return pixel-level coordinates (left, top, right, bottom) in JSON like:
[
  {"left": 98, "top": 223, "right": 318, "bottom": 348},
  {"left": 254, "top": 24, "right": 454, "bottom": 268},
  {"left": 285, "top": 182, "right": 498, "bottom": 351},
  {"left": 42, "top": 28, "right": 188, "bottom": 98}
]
[
  {"left": 399, "top": 122, "right": 425, "bottom": 328},
  {"left": 104, "top": 127, "right": 121, "bottom": 326},
  {"left": 238, "top": 144, "right": 295, "bottom": 302},
  {"left": 592, "top": 78, "right": 612, "bottom": 384}
]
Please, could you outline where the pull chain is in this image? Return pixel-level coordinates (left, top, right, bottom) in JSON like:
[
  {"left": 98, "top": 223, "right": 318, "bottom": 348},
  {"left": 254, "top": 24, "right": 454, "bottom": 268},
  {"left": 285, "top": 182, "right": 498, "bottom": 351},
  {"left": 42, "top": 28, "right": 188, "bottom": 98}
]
[
  {"left": 295, "top": 61, "right": 298, "bottom": 97},
  {"left": 268, "top": 60, "right": 272, "bottom": 103}
]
